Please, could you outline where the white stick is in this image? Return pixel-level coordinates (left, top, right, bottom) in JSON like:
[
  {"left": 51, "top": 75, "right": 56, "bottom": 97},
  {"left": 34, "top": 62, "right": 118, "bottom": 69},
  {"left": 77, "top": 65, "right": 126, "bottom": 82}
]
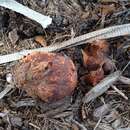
[
  {"left": 0, "top": 46, "right": 55, "bottom": 64},
  {"left": 1, "top": 24, "right": 130, "bottom": 64},
  {"left": 0, "top": 0, "right": 52, "bottom": 28},
  {"left": 83, "top": 71, "right": 121, "bottom": 103},
  {"left": 0, "top": 85, "right": 13, "bottom": 99}
]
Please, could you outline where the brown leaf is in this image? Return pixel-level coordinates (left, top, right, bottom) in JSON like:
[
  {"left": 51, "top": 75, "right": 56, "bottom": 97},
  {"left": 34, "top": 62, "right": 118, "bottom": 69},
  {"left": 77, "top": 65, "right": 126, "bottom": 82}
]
[
  {"left": 100, "top": 4, "right": 116, "bottom": 16},
  {"left": 34, "top": 35, "right": 47, "bottom": 46},
  {"left": 8, "top": 28, "right": 19, "bottom": 44}
]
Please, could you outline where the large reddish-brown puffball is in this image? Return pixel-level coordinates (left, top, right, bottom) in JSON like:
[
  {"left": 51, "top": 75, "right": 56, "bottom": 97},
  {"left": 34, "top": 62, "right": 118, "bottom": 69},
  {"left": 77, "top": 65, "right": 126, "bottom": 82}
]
[{"left": 12, "top": 52, "right": 77, "bottom": 102}]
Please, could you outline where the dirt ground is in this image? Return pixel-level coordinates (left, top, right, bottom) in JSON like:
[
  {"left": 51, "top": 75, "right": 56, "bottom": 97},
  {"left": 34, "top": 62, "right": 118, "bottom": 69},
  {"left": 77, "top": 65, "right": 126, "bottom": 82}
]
[{"left": 0, "top": 0, "right": 130, "bottom": 130}]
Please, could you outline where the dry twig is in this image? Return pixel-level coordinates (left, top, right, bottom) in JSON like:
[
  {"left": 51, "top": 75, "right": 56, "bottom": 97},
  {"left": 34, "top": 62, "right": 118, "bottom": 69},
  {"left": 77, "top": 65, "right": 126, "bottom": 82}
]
[
  {"left": 0, "top": 85, "right": 13, "bottom": 99},
  {"left": 111, "top": 85, "right": 128, "bottom": 100}
]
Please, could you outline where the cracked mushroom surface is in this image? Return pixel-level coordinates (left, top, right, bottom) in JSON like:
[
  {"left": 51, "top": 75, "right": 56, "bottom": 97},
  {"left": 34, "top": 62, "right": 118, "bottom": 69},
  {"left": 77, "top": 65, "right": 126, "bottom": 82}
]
[{"left": 12, "top": 52, "right": 77, "bottom": 102}]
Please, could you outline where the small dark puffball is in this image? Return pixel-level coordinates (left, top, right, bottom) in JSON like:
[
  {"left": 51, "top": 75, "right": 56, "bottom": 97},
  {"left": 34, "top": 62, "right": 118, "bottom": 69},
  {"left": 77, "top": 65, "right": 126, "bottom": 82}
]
[{"left": 12, "top": 52, "right": 77, "bottom": 102}]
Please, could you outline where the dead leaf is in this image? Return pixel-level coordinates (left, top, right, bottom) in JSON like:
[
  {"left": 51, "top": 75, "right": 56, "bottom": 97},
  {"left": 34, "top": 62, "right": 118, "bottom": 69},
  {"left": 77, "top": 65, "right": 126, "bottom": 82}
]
[
  {"left": 93, "top": 103, "right": 112, "bottom": 120},
  {"left": 101, "top": 4, "right": 116, "bottom": 16},
  {"left": 35, "top": 35, "right": 47, "bottom": 47},
  {"left": 10, "top": 116, "right": 23, "bottom": 127},
  {"left": 8, "top": 28, "right": 19, "bottom": 44}
]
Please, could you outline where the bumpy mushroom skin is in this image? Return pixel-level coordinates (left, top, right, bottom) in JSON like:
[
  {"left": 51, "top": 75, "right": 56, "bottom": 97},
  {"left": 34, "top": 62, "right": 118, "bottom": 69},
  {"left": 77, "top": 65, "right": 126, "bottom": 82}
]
[{"left": 12, "top": 52, "right": 77, "bottom": 102}]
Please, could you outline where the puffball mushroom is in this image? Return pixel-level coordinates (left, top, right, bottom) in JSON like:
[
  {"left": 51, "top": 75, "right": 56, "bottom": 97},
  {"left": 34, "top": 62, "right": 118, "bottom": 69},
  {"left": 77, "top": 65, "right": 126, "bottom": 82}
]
[{"left": 11, "top": 52, "right": 77, "bottom": 102}]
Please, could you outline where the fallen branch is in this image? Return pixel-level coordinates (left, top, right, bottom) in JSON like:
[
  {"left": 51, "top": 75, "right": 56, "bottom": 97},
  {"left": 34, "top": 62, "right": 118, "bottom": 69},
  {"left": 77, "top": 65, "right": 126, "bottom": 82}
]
[
  {"left": 0, "top": 0, "right": 52, "bottom": 28},
  {"left": 82, "top": 71, "right": 121, "bottom": 103},
  {"left": 1, "top": 24, "right": 130, "bottom": 64}
]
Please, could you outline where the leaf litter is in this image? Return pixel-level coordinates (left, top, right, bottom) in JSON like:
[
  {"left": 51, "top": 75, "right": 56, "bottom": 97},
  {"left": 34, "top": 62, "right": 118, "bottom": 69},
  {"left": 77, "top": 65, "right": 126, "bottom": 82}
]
[{"left": 0, "top": 0, "right": 130, "bottom": 129}]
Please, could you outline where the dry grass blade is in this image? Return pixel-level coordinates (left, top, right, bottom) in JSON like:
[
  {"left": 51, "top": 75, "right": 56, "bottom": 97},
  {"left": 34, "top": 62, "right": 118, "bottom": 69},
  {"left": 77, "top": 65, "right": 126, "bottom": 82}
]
[
  {"left": 15, "top": 99, "right": 37, "bottom": 108},
  {"left": 0, "top": 85, "right": 13, "bottom": 99},
  {"left": 1, "top": 24, "right": 130, "bottom": 64},
  {"left": 117, "top": 128, "right": 130, "bottom": 130},
  {"left": 111, "top": 85, "right": 128, "bottom": 100},
  {"left": 83, "top": 71, "right": 121, "bottom": 104}
]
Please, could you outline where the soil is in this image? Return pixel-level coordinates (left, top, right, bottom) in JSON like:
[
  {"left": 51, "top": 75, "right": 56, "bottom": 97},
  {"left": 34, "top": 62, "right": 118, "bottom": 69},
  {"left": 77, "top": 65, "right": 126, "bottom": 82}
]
[{"left": 0, "top": 0, "right": 130, "bottom": 130}]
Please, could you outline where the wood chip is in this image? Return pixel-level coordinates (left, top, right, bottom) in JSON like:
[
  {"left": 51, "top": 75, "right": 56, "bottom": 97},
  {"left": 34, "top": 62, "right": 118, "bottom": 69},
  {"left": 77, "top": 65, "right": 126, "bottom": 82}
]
[{"left": 35, "top": 35, "right": 47, "bottom": 47}]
